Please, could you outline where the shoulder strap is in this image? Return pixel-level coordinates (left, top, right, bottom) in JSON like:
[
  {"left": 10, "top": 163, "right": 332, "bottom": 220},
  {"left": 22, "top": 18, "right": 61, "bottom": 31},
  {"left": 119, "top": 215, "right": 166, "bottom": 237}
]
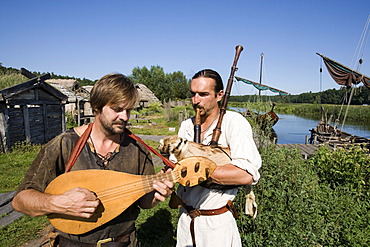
[
  {"left": 124, "top": 128, "right": 175, "bottom": 169},
  {"left": 65, "top": 123, "right": 94, "bottom": 173},
  {"left": 65, "top": 124, "right": 175, "bottom": 172}
]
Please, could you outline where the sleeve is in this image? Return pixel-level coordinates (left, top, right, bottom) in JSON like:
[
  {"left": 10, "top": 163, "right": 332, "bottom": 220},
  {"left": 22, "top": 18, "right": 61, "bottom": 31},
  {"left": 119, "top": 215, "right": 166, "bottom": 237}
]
[
  {"left": 17, "top": 134, "right": 71, "bottom": 192},
  {"left": 225, "top": 112, "right": 262, "bottom": 184},
  {"left": 178, "top": 118, "right": 193, "bottom": 140}
]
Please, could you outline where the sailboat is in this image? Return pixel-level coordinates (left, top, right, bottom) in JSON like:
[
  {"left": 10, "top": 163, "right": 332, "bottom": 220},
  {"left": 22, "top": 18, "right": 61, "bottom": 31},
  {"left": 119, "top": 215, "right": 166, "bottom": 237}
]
[
  {"left": 309, "top": 53, "right": 370, "bottom": 148},
  {"left": 309, "top": 15, "right": 370, "bottom": 149},
  {"left": 235, "top": 53, "right": 289, "bottom": 129}
]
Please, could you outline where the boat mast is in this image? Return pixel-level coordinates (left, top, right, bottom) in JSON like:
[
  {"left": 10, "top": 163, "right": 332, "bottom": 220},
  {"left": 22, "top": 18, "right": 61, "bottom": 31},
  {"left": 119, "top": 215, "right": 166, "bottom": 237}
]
[
  {"left": 259, "top": 52, "right": 264, "bottom": 96},
  {"left": 341, "top": 15, "right": 369, "bottom": 131}
]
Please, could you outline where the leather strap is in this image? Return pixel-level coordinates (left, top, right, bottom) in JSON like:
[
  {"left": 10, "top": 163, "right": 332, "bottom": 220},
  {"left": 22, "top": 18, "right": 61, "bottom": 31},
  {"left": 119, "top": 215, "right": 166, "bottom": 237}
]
[
  {"left": 65, "top": 123, "right": 94, "bottom": 173},
  {"left": 64, "top": 124, "right": 176, "bottom": 172},
  {"left": 188, "top": 205, "right": 230, "bottom": 218},
  {"left": 185, "top": 200, "right": 238, "bottom": 247},
  {"left": 124, "top": 128, "right": 176, "bottom": 169},
  {"left": 58, "top": 225, "right": 135, "bottom": 247},
  {"left": 58, "top": 236, "right": 131, "bottom": 247}
]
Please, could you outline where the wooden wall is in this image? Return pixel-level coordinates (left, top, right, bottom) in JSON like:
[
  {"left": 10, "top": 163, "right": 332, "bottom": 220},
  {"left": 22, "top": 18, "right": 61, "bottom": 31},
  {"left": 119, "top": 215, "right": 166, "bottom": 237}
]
[{"left": 0, "top": 87, "right": 65, "bottom": 152}]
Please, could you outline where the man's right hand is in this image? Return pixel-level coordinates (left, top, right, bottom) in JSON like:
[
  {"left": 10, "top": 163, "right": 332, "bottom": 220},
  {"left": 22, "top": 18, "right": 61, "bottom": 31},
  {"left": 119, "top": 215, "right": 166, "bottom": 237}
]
[{"left": 48, "top": 187, "right": 100, "bottom": 218}]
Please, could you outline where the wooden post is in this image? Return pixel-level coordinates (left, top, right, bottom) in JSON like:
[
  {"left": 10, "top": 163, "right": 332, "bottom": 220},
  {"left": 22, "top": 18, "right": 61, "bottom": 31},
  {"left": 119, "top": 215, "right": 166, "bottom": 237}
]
[
  {"left": 42, "top": 103, "right": 48, "bottom": 143},
  {"left": 178, "top": 110, "right": 184, "bottom": 127},
  {"left": 164, "top": 100, "right": 171, "bottom": 122},
  {"left": 0, "top": 103, "right": 9, "bottom": 152},
  {"left": 22, "top": 105, "right": 31, "bottom": 143},
  {"left": 77, "top": 97, "right": 81, "bottom": 126},
  {"left": 61, "top": 104, "right": 66, "bottom": 132}
]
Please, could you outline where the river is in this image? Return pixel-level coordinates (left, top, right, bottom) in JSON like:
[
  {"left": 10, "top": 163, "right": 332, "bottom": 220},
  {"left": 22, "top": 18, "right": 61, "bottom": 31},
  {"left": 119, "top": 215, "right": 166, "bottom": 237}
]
[{"left": 230, "top": 107, "right": 370, "bottom": 144}]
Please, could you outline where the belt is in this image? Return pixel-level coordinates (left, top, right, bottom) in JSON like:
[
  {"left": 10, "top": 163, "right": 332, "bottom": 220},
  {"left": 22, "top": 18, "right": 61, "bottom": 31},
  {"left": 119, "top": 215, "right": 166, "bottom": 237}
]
[
  {"left": 186, "top": 200, "right": 238, "bottom": 247},
  {"left": 58, "top": 229, "right": 134, "bottom": 247}
]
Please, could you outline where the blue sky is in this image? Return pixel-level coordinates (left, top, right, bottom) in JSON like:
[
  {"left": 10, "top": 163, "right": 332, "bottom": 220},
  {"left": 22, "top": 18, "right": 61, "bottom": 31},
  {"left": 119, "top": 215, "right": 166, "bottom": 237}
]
[{"left": 1, "top": 0, "right": 369, "bottom": 95}]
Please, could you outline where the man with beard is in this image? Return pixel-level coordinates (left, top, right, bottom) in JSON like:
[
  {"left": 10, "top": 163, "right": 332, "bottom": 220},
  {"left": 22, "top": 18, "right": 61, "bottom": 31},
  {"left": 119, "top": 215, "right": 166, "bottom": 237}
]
[
  {"left": 12, "top": 73, "right": 174, "bottom": 247},
  {"left": 175, "top": 69, "right": 261, "bottom": 247}
]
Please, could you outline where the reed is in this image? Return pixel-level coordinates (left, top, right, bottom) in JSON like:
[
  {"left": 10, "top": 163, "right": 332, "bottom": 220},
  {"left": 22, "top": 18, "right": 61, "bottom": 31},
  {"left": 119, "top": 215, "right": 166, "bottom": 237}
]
[{"left": 229, "top": 102, "right": 370, "bottom": 124}]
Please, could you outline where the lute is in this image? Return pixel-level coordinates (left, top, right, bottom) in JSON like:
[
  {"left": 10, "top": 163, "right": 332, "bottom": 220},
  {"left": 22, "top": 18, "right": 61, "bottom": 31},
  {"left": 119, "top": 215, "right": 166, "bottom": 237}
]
[{"left": 45, "top": 156, "right": 216, "bottom": 235}]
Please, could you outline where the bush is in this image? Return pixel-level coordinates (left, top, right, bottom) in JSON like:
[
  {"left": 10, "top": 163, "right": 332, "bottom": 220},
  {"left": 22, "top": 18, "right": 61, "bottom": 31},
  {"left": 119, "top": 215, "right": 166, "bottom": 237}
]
[
  {"left": 308, "top": 145, "right": 370, "bottom": 192},
  {"left": 235, "top": 145, "right": 370, "bottom": 246}
]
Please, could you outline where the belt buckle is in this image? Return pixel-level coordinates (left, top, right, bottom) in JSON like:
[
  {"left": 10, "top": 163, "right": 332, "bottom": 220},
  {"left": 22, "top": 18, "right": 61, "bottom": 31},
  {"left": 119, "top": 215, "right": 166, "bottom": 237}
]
[
  {"left": 189, "top": 209, "right": 201, "bottom": 218},
  {"left": 96, "top": 237, "right": 112, "bottom": 247}
]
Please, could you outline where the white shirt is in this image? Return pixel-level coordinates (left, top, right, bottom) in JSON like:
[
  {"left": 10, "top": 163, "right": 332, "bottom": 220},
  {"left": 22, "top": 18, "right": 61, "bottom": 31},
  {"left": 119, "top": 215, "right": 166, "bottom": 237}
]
[{"left": 176, "top": 110, "right": 262, "bottom": 247}]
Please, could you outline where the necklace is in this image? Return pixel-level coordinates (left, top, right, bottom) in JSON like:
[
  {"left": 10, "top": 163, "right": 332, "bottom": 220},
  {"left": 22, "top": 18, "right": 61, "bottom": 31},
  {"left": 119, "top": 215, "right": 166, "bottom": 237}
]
[
  {"left": 89, "top": 134, "right": 122, "bottom": 169},
  {"left": 201, "top": 114, "right": 219, "bottom": 133}
]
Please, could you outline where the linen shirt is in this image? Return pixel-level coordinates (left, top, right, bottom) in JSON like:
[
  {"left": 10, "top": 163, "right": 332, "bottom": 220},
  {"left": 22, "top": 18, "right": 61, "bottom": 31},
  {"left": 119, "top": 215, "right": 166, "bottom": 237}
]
[{"left": 176, "top": 110, "right": 261, "bottom": 247}]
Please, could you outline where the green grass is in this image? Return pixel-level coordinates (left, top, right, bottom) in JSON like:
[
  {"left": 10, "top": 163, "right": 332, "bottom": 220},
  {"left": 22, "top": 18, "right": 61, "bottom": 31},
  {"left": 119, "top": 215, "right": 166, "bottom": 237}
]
[
  {"left": 128, "top": 105, "right": 194, "bottom": 136},
  {"left": 136, "top": 167, "right": 179, "bottom": 247},
  {"left": 0, "top": 142, "right": 41, "bottom": 193},
  {"left": 0, "top": 216, "right": 49, "bottom": 247},
  {"left": 0, "top": 72, "right": 26, "bottom": 90}
]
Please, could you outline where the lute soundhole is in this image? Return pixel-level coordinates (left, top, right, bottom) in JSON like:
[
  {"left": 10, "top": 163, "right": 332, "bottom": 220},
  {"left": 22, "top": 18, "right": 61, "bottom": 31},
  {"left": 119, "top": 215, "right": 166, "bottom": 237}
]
[
  {"left": 181, "top": 167, "right": 187, "bottom": 177},
  {"left": 194, "top": 162, "right": 200, "bottom": 172}
]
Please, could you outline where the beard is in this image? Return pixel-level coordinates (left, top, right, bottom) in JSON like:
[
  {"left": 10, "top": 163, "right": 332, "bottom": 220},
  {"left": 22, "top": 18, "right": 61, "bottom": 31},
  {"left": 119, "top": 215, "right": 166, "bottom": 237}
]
[
  {"left": 99, "top": 115, "right": 126, "bottom": 135},
  {"left": 193, "top": 104, "right": 208, "bottom": 117}
]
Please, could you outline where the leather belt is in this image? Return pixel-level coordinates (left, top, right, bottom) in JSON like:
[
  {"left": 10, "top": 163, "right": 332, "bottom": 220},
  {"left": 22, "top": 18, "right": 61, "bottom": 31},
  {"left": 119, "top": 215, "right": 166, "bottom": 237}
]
[
  {"left": 58, "top": 229, "right": 134, "bottom": 247},
  {"left": 186, "top": 200, "right": 238, "bottom": 247},
  {"left": 188, "top": 204, "right": 229, "bottom": 218}
]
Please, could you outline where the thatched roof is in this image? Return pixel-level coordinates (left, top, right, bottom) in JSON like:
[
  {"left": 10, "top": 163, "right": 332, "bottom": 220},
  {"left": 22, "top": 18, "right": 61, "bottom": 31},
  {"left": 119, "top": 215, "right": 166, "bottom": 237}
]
[
  {"left": 135, "top": 83, "right": 160, "bottom": 103},
  {"left": 46, "top": 79, "right": 78, "bottom": 90},
  {"left": 46, "top": 79, "right": 86, "bottom": 102}
]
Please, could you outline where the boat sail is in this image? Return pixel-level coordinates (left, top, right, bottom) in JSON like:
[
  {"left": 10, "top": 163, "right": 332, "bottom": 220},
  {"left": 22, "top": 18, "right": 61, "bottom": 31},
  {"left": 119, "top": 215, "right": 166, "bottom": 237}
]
[
  {"left": 234, "top": 75, "right": 289, "bottom": 129},
  {"left": 309, "top": 53, "right": 370, "bottom": 148},
  {"left": 235, "top": 76, "right": 289, "bottom": 97},
  {"left": 317, "top": 53, "right": 370, "bottom": 89}
]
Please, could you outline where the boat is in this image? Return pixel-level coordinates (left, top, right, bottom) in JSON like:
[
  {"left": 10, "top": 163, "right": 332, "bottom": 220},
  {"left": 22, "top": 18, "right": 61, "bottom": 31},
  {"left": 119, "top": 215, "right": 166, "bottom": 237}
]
[
  {"left": 234, "top": 77, "right": 288, "bottom": 129},
  {"left": 235, "top": 53, "right": 289, "bottom": 129},
  {"left": 309, "top": 16, "right": 370, "bottom": 150},
  {"left": 309, "top": 107, "right": 370, "bottom": 149},
  {"left": 309, "top": 52, "right": 370, "bottom": 149},
  {"left": 256, "top": 102, "right": 279, "bottom": 129}
]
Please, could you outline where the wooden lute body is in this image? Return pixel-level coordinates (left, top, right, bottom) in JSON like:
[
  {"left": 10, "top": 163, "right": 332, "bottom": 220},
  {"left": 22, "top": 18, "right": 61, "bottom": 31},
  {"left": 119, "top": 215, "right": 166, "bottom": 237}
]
[{"left": 45, "top": 156, "right": 216, "bottom": 235}]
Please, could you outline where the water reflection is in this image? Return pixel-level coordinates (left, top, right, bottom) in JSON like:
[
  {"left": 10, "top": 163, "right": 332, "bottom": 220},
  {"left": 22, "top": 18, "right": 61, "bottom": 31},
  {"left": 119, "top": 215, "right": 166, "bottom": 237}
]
[
  {"left": 231, "top": 107, "right": 370, "bottom": 144},
  {"left": 274, "top": 114, "right": 370, "bottom": 144}
]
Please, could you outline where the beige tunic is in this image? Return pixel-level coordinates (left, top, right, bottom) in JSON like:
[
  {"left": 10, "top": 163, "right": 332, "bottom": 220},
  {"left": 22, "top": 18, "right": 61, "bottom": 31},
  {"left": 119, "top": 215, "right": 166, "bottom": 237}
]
[{"left": 176, "top": 110, "right": 261, "bottom": 247}]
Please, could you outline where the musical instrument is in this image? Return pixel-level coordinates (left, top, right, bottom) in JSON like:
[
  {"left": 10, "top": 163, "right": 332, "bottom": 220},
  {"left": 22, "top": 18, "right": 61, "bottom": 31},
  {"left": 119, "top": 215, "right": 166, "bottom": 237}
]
[
  {"left": 210, "top": 45, "right": 243, "bottom": 146},
  {"left": 194, "top": 107, "right": 201, "bottom": 143},
  {"left": 45, "top": 156, "right": 216, "bottom": 235}
]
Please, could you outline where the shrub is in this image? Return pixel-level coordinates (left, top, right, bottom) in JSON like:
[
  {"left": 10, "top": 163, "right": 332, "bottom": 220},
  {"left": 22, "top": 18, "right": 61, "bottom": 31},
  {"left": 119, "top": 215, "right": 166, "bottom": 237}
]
[
  {"left": 235, "top": 145, "right": 370, "bottom": 246},
  {"left": 308, "top": 145, "right": 370, "bottom": 193}
]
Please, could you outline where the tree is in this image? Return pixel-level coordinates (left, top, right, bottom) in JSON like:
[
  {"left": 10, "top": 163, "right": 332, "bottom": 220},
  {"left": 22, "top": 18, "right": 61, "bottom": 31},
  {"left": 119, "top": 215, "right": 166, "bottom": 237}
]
[
  {"left": 166, "top": 71, "right": 189, "bottom": 99},
  {"left": 130, "top": 66, "right": 189, "bottom": 101}
]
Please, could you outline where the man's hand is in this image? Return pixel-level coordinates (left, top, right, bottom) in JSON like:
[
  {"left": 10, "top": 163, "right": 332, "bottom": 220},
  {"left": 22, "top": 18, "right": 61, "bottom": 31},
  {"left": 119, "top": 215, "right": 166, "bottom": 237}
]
[
  {"left": 49, "top": 187, "right": 100, "bottom": 218},
  {"left": 152, "top": 178, "right": 174, "bottom": 202},
  {"left": 139, "top": 168, "right": 174, "bottom": 208}
]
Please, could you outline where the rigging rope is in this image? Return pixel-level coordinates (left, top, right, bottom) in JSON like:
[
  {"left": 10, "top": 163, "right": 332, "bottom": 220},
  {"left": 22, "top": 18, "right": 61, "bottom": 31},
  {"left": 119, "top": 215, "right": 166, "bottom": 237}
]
[
  {"left": 351, "top": 15, "right": 370, "bottom": 70},
  {"left": 329, "top": 15, "right": 370, "bottom": 133}
]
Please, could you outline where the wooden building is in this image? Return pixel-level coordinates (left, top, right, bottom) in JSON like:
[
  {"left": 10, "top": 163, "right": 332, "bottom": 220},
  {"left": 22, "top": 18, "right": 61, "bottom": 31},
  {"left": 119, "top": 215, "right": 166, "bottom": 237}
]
[
  {"left": 0, "top": 74, "right": 67, "bottom": 152},
  {"left": 46, "top": 79, "right": 93, "bottom": 125},
  {"left": 135, "top": 83, "right": 161, "bottom": 108}
]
